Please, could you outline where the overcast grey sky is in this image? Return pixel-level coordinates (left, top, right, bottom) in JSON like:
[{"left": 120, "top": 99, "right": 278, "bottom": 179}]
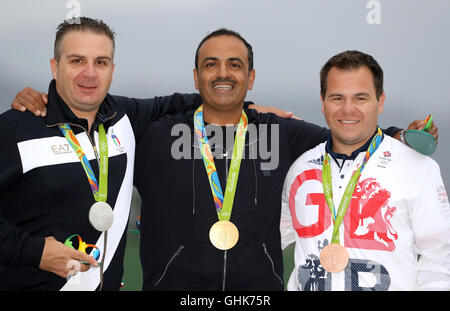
[{"left": 0, "top": 0, "right": 449, "bottom": 187}]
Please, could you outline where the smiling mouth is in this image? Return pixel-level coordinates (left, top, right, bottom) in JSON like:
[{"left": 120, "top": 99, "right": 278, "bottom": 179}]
[
  {"left": 213, "top": 84, "right": 234, "bottom": 91},
  {"left": 339, "top": 120, "right": 359, "bottom": 124},
  {"left": 77, "top": 84, "right": 98, "bottom": 92}
]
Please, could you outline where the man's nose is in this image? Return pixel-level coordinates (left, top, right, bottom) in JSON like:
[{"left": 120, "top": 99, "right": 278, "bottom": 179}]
[
  {"left": 217, "top": 63, "right": 228, "bottom": 78},
  {"left": 81, "top": 61, "right": 97, "bottom": 78},
  {"left": 342, "top": 98, "right": 355, "bottom": 114}
]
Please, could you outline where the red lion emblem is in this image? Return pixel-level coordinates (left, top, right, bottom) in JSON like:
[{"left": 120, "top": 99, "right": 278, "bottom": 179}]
[{"left": 345, "top": 177, "right": 398, "bottom": 251}]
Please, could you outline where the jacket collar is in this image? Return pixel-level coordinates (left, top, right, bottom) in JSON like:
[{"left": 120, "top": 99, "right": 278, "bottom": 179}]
[{"left": 45, "top": 79, "right": 117, "bottom": 132}]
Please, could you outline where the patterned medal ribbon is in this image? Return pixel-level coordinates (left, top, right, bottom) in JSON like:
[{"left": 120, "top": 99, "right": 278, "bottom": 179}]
[
  {"left": 58, "top": 123, "right": 108, "bottom": 202},
  {"left": 193, "top": 105, "right": 248, "bottom": 220},
  {"left": 322, "top": 126, "right": 384, "bottom": 244}
]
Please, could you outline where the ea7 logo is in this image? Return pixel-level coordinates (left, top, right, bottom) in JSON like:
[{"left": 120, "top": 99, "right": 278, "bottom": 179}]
[{"left": 51, "top": 143, "right": 72, "bottom": 155}]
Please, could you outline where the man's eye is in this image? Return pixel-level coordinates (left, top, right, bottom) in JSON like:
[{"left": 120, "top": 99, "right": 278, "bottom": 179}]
[
  {"left": 230, "top": 63, "right": 241, "bottom": 69},
  {"left": 97, "top": 60, "right": 108, "bottom": 66},
  {"left": 71, "top": 59, "right": 82, "bottom": 64},
  {"left": 205, "top": 63, "right": 215, "bottom": 68}
]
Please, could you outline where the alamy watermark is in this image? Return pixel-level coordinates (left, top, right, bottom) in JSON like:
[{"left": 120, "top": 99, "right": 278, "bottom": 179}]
[
  {"left": 366, "top": 0, "right": 381, "bottom": 25},
  {"left": 171, "top": 123, "right": 280, "bottom": 171},
  {"left": 66, "top": 0, "right": 81, "bottom": 24}
]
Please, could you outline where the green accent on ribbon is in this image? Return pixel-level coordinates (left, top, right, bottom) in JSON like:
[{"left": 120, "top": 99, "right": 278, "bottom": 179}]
[
  {"left": 58, "top": 123, "right": 108, "bottom": 202},
  {"left": 322, "top": 126, "right": 383, "bottom": 244},
  {"left": 193, "top": 105, "right": 248, "bottom": 221}
]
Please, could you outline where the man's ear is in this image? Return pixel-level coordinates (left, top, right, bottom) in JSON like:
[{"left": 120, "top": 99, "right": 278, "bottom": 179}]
[
  {"left": 247, "top": 69, "right": 256, "bottom": 91},
  {"left": 50, "top": 58, "right": 58, "bottom": 80},
  {"left": 320, "top": 95, "right": 325, "bottom": 114},
  {"left": 378, "top": 92, "right": 386, "bottom": 114},
  {"left": 193, "top": 68, "right": 199, "bottom": 90},
  {"left": 111, "top": 63, "right": 116, "bottom": 82}
]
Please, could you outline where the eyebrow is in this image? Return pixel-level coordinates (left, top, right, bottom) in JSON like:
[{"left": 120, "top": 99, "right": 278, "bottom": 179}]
[
  {"left": 66, "top": 54, "right": 112, "bottom": 61},
  {"left": 228, "top": 57, "right": 245, "bottom": 65},
  {"left": 327, "top": 92, "right": 371, "bottom": 98},
  {"left": 201, "top": 57, "right": 219, "bottom": 65},
  {"left": 327, "top": 93, "right": 343, "bottom": 98},
  {"left": 354, "top": 92, "right": 371, "bottom": 97},
  {"left": 201, "top": 56, "right": 245, "bottom": 66}
]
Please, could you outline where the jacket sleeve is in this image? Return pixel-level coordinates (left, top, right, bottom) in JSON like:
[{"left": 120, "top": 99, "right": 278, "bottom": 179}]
[
  {"left": 286, "top": 119, "right": 330, "bottom": 160},
  {"left": 412, "top": 159, "right": 450, "bottom": 290},
  {"left": 383, "top": 126, "right": 401, "bottom": 138},
  {"left": 111, "top": 93, "right": 202, "bottom": 142},
  {"left": 0, "top": 117, "right": 45, "bottom": 266}
]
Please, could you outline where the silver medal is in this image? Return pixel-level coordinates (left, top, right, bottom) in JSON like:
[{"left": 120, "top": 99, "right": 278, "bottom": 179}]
[{"left": 89, "top": 201, "right": 114, "bottom": 232}]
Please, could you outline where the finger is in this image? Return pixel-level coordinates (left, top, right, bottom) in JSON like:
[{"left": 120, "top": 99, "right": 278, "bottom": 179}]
[
  {"left": 11, "top": 101, "right": 26, "bottom": 112},
  {"left": 40, "top": 92, "right": 49, "bottom": 104},
  {"left": 23, "top": 93, "right": 42, "bottom": 116},
  {"left": 65, "top": 259, "right": 82, "bottom": 279},
  {"left": 407, "top": 120, "right": 424, "bottom": 130},
  {"left": 71, "top": 249, "right": 99, "bottom": 267},
  {"left": 24, "top": 90, "right": 47, "bottom": 116},
  {"left": 284, "top": 111, "right": 294, "bottom": 118},
  {"left": 39, "top": 92, "right": 48, "bottom": 116},
  {"left": 15, "top": 91, "right": 42, "bottom": 116},
  {"left": 79, "top": 262, "right": 91, "bottom": 272},
  {"left": 431, "top": 126, "right": 439, "bottom": 141}
]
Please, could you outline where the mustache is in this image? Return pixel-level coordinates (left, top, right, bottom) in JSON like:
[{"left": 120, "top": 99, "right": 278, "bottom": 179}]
[{"left": 210, "top": 78, "right": 237, "bottom": 86}]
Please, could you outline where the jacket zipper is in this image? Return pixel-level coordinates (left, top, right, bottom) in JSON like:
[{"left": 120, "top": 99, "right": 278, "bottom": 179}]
[
  {"left": 48, "top": 116, "right": 115, "bottom": 165},
  {"left": 222, "top": 147, "right": 231, "bottom": 291},
  {"left": 154, "top": 245, "right": 184, "bottom": 286},
  {"left": 262, "top": 243, "right": 284, "bottom": 286},
  {"left": 194, "top": 131, "right": 259, "bottom": 291},
  {"left": 222, "top": 250, "right": 227, "bottom": 291}
]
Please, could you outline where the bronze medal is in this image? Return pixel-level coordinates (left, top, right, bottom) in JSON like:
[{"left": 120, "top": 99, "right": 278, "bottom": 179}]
[
  {"left": 209, "top": 220, "right": 239, "bottom": 250},
  {"left": 319, "top": 243, "right": 349, "bottom": 273}
]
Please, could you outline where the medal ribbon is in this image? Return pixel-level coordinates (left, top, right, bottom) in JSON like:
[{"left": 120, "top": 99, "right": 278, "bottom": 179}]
[
  {"left": 322, "top": 126, "right": 383, "bottom": 244},
  {"left": 194, "top": 105, "right": 248, "bottom": 221},
  {"left": 59, "top": 123, "right": 108, "bottom": 202}
]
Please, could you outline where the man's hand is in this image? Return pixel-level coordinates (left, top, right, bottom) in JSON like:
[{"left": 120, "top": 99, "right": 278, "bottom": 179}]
[
  {"left": 39, "top": 236, "right": 98, "bottom": 279},
  {"left": 11, "top": 87, "right": 48, "bottom": 117},
  {"left": 394, "top": 119, "right": 439, "bottom": 144},
  {"left": 248, "top": 104, "right": 301, "bottom": 120},
  {"left": 407, "top": 119, "right": 439, "bottom": 142}
]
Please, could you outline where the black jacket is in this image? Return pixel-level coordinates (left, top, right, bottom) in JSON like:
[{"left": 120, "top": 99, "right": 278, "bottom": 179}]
[
  {"left": 0, "top": 81, "right": 195, "bottom": 290},
  {"left": 135, "top": 96, "right": 333, "bottom": 290}
]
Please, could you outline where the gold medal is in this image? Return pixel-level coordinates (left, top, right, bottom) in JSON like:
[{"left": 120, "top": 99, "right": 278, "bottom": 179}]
[
  {"left": 319, "top": 243, "right": 349, "bottom": 273},
  {"left": 209, "top": 220, "right": 239, "bottom": 250}
]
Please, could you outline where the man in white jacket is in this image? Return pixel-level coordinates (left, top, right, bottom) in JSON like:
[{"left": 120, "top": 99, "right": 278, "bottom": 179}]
[{"left": 281, "top": 50, "right": 450, "bottom": 291}]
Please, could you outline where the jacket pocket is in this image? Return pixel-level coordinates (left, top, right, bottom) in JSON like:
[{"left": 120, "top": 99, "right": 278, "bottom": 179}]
[
  {"left": 154, "top": 244, "right": 184, "bottom": 287},
  {"left": 262, "top": 243, "right": 284, "bottom": 286}
]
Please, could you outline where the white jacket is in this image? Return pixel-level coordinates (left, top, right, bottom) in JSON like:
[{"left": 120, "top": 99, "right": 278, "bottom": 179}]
[{"left": 281, "top": 135, "right": 450, "bottom": 291}]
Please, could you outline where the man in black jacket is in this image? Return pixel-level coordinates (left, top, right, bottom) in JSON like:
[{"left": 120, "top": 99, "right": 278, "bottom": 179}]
[{"left": 133, "top": 29, "right": 408, "bottom": 290}]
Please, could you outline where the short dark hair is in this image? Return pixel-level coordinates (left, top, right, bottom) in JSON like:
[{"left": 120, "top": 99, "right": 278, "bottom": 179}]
[
  {"left": 195, "top": 28, "right": 254, "bottom": 72},
  {"left": 320, "top": 50, "right": 384, "bottom": 100},
  {"left": 54, "top": 17, "right": 116, "bottom": 61}
]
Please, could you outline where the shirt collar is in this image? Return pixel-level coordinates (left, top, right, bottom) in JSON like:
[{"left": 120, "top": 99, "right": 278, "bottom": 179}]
[{"left": 325, "top": 128, "right": 379, "bottom": 163}]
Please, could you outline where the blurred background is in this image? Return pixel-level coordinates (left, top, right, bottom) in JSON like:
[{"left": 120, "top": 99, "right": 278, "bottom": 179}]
[{"left": 1, "top": 0, "right": 448, "bottom": 290}]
